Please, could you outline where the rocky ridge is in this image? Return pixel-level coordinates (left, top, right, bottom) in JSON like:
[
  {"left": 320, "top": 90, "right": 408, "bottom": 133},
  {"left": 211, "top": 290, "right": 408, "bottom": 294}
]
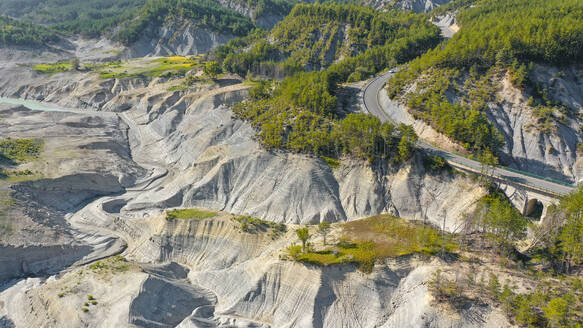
[{"left": 0, "top": 62, "right": 493, "bottom": 327}]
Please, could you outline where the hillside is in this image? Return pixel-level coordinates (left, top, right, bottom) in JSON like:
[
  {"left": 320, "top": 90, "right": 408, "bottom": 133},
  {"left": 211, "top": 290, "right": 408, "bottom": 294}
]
[
  {"left": 386, "top": 0, "right": 583, "bottom": 182},
  {"left": 215, "top": 3, "right": 441, "bottom": 76},
  {"left": 0, "top": 16, "right": 60, "bottom": 46},
  {"left": 0, "top": 0, "right": 287, "bottom": 53},
  {"left": 213, "top": 4, "right": 440, "bottom": 163}
]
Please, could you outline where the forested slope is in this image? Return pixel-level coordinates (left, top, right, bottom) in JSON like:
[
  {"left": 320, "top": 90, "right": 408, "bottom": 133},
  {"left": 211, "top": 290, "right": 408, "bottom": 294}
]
[
  {"left": 0, "top": 16, "right": 59, "bottom": 46},
  {"left": 0, "top": 0, "right": 144, "bottom": 38},
  {"left": 214, "top": 3, "right": 440, "bottom": 77},
  {"left": 227, "top": 4, "right": 441, "bottom": 162}
]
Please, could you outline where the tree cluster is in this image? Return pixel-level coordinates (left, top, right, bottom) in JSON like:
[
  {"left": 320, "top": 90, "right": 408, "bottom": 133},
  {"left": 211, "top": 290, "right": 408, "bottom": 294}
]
[
  {"left": 234, "top": 71, "right": 418, "bottom": 162},
  {"left": 0, "top": 16, "right": 59, "bottom": 46},
  {"left": 0, "top": 0, "right": 144, "bottom": 38}
]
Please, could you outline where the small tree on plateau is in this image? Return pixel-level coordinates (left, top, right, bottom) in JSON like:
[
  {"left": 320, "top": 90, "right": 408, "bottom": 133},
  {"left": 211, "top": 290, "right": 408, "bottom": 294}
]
[
  {"left": 203, "top": 61, "right": 222, "bottom": 79},
  {"left": 318, "top": 222, "right": 331, "bottom": 245},
  {"left": 70, "top": 58, "right": 80, "bottom": 71},
  {"left": 296, "top": 227, "right": 311, "bottom": 252}
]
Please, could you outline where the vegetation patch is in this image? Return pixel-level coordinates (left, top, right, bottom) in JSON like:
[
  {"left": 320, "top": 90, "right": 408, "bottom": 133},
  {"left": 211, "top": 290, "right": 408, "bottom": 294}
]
[
  {"left": 0, "top": 0, "right": 143, "bottom": 39},
  {"left": 94, "top": 56, "right": 201, "bottom": 79},
  {"left": 33, "top": 62, "right": 74, "bottom": 74},
  {"left": 0, "top": 15, "right": 59, "bottom": 46},
  {"left": 166, "top": 208, "right": 217, "bottom": 220},
  {"left": 321, "top": 156, "right": 340, "bottom": 169},
  {"left": 0, "top": 137, "right": 42, "bottom": 162},
  {"left": 423, "top": 155, "right": 450, "bottom": 174},
  {"left": 115, "top": 0, "right": 254, "bottom": 45},
  {"left": 214, "top": 4, "right": 441, "bottom": 78},
  {"left": 88, "top": 255, "right": 130, "bottom": 274},
  {"left": 288, "top": 215, "right": 457, "bottom": 273},
  {"left": 31, "top": 56, "right": 204, "bottom": 80},
  {"left": 233, "top": 215, "right": 286, "bottom": 239}
]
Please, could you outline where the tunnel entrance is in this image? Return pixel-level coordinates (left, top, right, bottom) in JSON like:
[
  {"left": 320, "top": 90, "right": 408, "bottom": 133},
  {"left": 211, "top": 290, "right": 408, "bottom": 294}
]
[{"left": 525, "top": 198, "right": 544, "bottom": 220}]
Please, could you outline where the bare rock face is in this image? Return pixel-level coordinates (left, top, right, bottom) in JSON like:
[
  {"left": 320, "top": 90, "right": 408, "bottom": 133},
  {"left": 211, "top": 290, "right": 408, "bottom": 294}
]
[
  {"left": 0, "top": 104, "right": 144, "bottom": 282},
  {"left": 394, "top": 0, "right": 452, "bottom": 12},
  {"left": 126, "top": 20, "right": 234, "bottom": 58},
  {"left": 0, "top": 68, "right": 491, "bottom": 327},
  {"left": 486, "top": 65, "right": 583, "bottom": 183},
  {"left": 215, "top": 0, "right": 283, "bottom": 30},
  {"left": 364, "top": 0, "right": 452, "bottom": 12}
]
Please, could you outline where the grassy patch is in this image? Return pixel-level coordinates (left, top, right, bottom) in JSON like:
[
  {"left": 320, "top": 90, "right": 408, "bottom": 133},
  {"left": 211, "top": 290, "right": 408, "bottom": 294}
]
[
  {"left": 321, "top": 156, "right": 340, "bottom": 169},
  {"left": 294, "top": 241, "right": 377, "bottom": 272},
  {"left": 32, "top": 56, "right": 203, "bottom": 80},
  {"left": 33, "top": 62, "right": 73, "bottom": 74},
  {"left": 344, "top": 215, "right": 457, "bottom": 256},
  {"left": 289, "top": 215, "right": 457, "bottom": 272},
  {"left": 166, "top": 208, "right": 217, "bottom": 220},
  {"left": 0, "top": 137, "right": 42, "bottom": 162}
]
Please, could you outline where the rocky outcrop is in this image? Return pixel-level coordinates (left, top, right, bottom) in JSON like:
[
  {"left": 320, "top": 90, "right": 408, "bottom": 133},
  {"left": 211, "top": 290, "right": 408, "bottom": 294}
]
[
  {"left": 0, "top": 245, "right": 91, "bottom": 282},
  {"left": 1, "top": 214, "right": 510, "bottom": 328},
  {"left": 486, "top": 65, "right": 583, "bottom": 183},
  {"left": 0, "top": 104, "right": 143, "bottom": 280},
  {"left": 216, "top": 0, "right": 283, "bottom": 30},
  {"left": 126, "top": 20, "right": 234, "bottom": 58},
  {"left": 365, "top": 0, "right": 452, "bottom": 12},
  {"left": 0, "top": 67, "right": 486, "bottom": 228}
]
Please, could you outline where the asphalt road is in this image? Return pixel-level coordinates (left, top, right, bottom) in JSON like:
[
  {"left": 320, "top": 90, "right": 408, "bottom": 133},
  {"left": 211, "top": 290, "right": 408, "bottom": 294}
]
[{"left": 362, "top": 71, "right": 576, "bottom": 197}]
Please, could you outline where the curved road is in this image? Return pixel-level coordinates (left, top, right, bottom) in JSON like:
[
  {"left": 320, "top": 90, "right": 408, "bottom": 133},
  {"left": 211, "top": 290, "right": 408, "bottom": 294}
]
[{"left": 362, "top": 71, "right": 576, "bottom": 197}]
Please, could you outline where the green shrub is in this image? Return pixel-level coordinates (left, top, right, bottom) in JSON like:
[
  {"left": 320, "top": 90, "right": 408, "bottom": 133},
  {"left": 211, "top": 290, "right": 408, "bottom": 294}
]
[
  {"left": 233, "top": 215, "right": 286, "bottom": 237},
  {"left": 33, "top": 62, "right": 73, "bottom": 74},
  {"left": 288, "top": 245, "right": 302, "bottom": 260}
]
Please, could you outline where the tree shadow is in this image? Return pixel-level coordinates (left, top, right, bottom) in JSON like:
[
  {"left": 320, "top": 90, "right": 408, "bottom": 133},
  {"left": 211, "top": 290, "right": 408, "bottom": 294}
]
[
  {"left": 0, "top": 153, "right": 14, "bottom": 166},
  {"left": 499, "top": 153, "right": 574, "bottom": 184}
]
